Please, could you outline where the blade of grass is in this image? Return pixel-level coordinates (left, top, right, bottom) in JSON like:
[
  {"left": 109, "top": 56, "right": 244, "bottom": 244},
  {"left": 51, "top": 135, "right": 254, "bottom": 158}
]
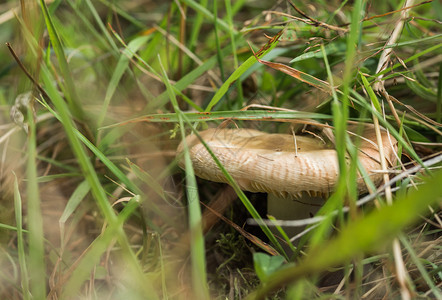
[
  {"left": 136, "top": 8, "right": 173, "bottom": 68},
  {"left": 39, "top": 65, "right": 152, "bottom": 297},
  {"left": 213, "top": 0, "right": 225, "bottom": 82},
  {"left": 13, "top": 174, "right": 31, "bottom": 300},
  {"left": 255, "top": 57, "right": 331, "bottom": 92},
  {"left": 437, "top": 62, "right": 441, "bottom": 125},
  {"left": 231, "top": 0, "right": 247, "bottom": 15},
  {"left": 348, "top": 89, "right": 424, "bottom": 166},
  {"left": 405, "top": 75, "right": 437, "bottom": 102},
  {"left": 362, "top": 62, "right": 412, "bottom": 298},
  {"left": 247, "top": 168, "right": 442, "bottom": 300},
  {"left": 101, "top": 110, "right": 332, "bottom": 127},
  {"left": 181, "top": 0, "right": 233, "bottom": 34},
  {"left": 126, "top": 159, "right": 167, "bottom": 202},
  {"left": 290, "top": 42, "right": 346, "bottom": 63},
  {"left": 126, "top": 159, "right": 177, "bottom": 225},
  {"left": 96, "top": 0, "right": 145, "bottom": 29},
  {"left": 59, "top": 180, "right": 90, "bottom": 240},
  {"left": 309, "top": 0, "right": 365, "bottom": 250},
  {"left": 399, "top": 234, "right": 441, "bottom": 298},
  {"left": 372, "top": 42, "right": 442, "bottom": 79},
  {"left": 36, "top": 155, "right": 78, "bottom": 173},
  {"left": 35, "top": 173, "right": 82, "bottom": 182},
  {"left": 188, "top": 0, "right": 207, "bottom": 53},
  {"left": 39, "top": 0, "right": 84, "bottom": 119},
  {"left": 61, "top": 196, "right": 156, "bottom": 298},
  {"left": 25, "top": 104, "right": 46, "bottom": 299},
  {"left": 224, "top": 0, "right": 243, "bottom": 109},
  {"left": 36, "top": 98, "right": 141, "bottom": 194},
  {"left": 66, "top": 1, "right": 112, "bottom": 52},
  {"left": 335, "top": 0, "right": 364, "bottom": 169},
  {"left": 83, "top": 0, "right": 119, "bottom": 53},
  {"left": 326, "top": 0, "right": 349, "bottom": 24},
  {"left": 242, "top": 47, "right": 295, "bottom": 80},
  {"left": 297, "top": 41, "right": 350, "bottom": 248},
  {"left": 130, "top": 39, "right": 234, "bottom": 111},
  {"left": 98, "top": 124, "right": 136, "bottom": 153},
  {"left": 109, "top": 25, "right": 211, "bottom": 112},
  {"left": 158, "top": 56, "right": 210, "bottom": 300},
  {"left": 0, "top": 223, "right": 28, "bottom": 232},
  {"left": 97, "top": 35, "right": 150, "bottom": 128},
  {"left": 48, "top": 0, "right": 62, "bottom": 14},
  {"left": 360, "top": 72, "right": 382, "bottom": 112},
  {"left": 146, "top": 45, "right": 226, "bottom": 110},
  {"left": 204, "top": 29, "right": 284, "bottom": 111},
  {"left": 267, "top": 216, "right": 297, "bottom": 254}
]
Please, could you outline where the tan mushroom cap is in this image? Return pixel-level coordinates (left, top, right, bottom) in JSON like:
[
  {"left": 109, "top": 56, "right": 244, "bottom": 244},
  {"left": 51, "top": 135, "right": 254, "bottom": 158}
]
[{"left": 177, "top": 126, "right": 397, "bottom": 198}]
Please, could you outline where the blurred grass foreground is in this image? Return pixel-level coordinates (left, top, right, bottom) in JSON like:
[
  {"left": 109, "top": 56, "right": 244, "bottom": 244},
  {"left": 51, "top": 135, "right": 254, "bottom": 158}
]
[{"left": 0, "top": 0, "right": 441, "bottom": 299}]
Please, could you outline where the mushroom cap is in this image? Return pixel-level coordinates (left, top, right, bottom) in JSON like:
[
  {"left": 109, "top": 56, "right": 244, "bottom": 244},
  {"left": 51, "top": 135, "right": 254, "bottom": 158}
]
[{"left": 177, "top": 127, "right": 397, "bottom": 198}]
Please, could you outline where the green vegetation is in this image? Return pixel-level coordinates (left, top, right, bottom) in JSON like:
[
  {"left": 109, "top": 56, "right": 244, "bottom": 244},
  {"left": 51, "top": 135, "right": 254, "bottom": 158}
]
[{"left": 0, "top": 0, "right": 440, "bottom": 299}]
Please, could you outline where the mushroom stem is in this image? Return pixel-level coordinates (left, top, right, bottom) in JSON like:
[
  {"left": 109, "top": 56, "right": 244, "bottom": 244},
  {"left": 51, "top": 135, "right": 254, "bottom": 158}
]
[{"left": 267, "top": 193, "right": 323, "bottom": 247}]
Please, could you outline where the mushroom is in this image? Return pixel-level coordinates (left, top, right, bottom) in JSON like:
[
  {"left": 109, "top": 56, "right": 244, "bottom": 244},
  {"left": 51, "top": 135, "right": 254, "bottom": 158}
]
[{"left": 176, "top": 125, "right": 397, "bottom": 246}]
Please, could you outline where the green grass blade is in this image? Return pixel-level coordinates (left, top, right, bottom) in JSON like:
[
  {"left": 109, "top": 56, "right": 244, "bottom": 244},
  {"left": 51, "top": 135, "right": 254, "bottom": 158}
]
[
  {"left": 374, "top": 43, "right": 442, "bottom": 79},
  {"left": 405, "top": 75, "right": 437, "bottom": 102},
  {"left": 303, "top": 43, "right": 347, "bottom": 248},
  {"left": 13, "top": 174, "right": 31, "bottom": 300},
  {"left": 336, "top": 0, "right": 364, "bottom": 157},
  {"left": 66, "top": 1, "right": 112, "bottom": 51},
  {"left": 399, "top": 234, "right": 442, "bottom": 298},
  {"left": 39, "top": 0, "right": 84, "bottom": 119},
  {"left": 97, "top": 35, "right": 150, "bottom": 128},
  {"left": 224, "top": 0, "right": 243, "bottom": 108},
  {"left": 61, "top": 196, "right": 156, "bottom": 298},
  {"left": 83, "top": 0, "right": 119, "bottom": 53},
  {"left": 59, "top": 180, "right": 90, "bottom": 229},
  {"left": 5, "top": 1, "right": 439, "bottom": 298},
  {"left": 109, "top": 27, "right": 206, "bottom": 113},
  {"left": 437, "top": 62, "right": 441, "bottom": 125},
  {"left": 0, "top": 223, "right": 28, "bottom": 232},
  {"left": 25, "top": 106, "right": 47, "bottom": 299},
  {"left": 96, "top": 0, "right": 145, "bottom": 29},
  {"left": 231, "top": 0, "right": 247, "bottom": 15},
  {"left": 204, "top": 30, "right": 284, "bottom": 111},
  {"left": 290, "top": 42, "right": 345, "bottom": 63},
  {"left": 371, "top": 34, "right": 442, "bottom": 55},
  {"left": 126, "top": 159, "right": 166, "bottom": 201},
  {"left": 348, "top": 90, "right": 424, "bottom": 166},
  {"left": 308, "top": 0, "right": 365, "bottom": 247},
  {"left": 148, "top": 45, "right": 233, "bottom": 110},
  {"left": 36, "top": 98, "right": 140, "bottom": 194},
  {"left": 158, "top": 57, "right": 210, "bottom": 299},
  {"left": 188, "top": 0, "right": 208, "bottom": 53},
  {"left": 126, "top": 159, "right": 177, "bottom": 225},
  {"left": 34, "top": 173, "right": 81, "bottom": 183},
  {"left": 39, "top": 64, "right": 150, "bottom": 297},
  {"left": 36, "top": 155, "right": 78, "bottom": 173},
  {"left": 181, "top": 0, "right": 232, "bottom": 34},
  {"left": 256, "top": 57, "right": 332, "bottom": 92},
  {"left": 360, "top": 72, "right": 381, "bottom": 112},
  {"left": 248, "top": 169, "right": 442, "bottom": 299},
  {"left": 137, "top": 12, "right": 170, "bottom": 65},
  {"left": 267, "top": 216, "right": 297, "bottom": 254},
  {"left": 213, "top": 0, "right": 225, "bottom": 82},
  {"left": 106, "top": 110, "right": 331, "bottom": 126}
]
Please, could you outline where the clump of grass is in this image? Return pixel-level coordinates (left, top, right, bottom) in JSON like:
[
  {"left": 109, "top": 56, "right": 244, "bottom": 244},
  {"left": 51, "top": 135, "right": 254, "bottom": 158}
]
[{"left": 0, "top": 0, "right": 441, "bottom": 299}]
